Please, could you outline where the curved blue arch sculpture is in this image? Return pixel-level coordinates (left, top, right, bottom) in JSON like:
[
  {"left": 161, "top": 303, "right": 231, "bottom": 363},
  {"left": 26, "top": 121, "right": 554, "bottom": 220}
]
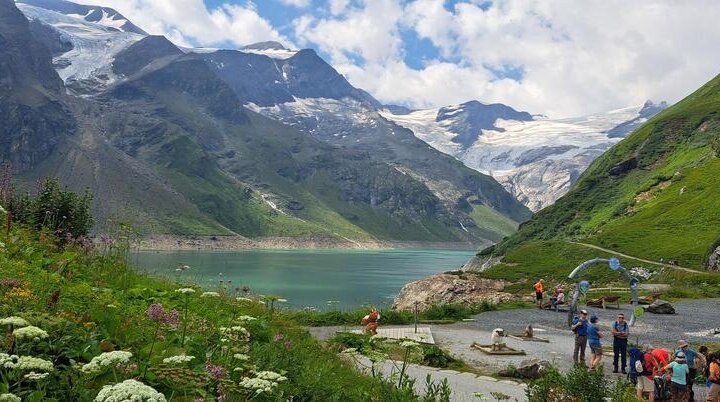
[{"left": 566, "top": 257, "right": 639, "bottom": 327}]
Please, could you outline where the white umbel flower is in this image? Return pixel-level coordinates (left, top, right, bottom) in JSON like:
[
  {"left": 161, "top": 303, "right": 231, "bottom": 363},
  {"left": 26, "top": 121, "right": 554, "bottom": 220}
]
[
  {"left": 14, "top": 356, "right": 53, "bottom": 372},
  {"left": 239, "top": 377, "right": 276, "bottom": 395},
  {"left": 175, "top": 288, "right": 196, "bottom": 294},
  {"left": 255, "top": 371, "right": 287, "bottom": 382},
  {"left": 13, "top": 326, "right": 49, "bottom": 341},
  {"left": 0, "top": 317, "right": 30, "bottom": 327},
  {"left": 82, "top": 351, "right": 133, "bottom": 373},
  {"left": 236, "top": 315, "right": 257, "bottom": 322},
  {"left": 94, "top": 379, "right": 167, "bottom": 402},
  {"left": 161, "top": 355, "right": 195, "bottom": 365},
  {"left": 0, "top": 353, "right": 18, "bottom": 369},
  {"left": 0, "top": 393, "right": 21, "bottom": 402},
  {"left": 201, "top": 292, "right": 220, "bottom": 298},
  {"left": 24, "top": 371, "right": 50, "bottom": 380}
]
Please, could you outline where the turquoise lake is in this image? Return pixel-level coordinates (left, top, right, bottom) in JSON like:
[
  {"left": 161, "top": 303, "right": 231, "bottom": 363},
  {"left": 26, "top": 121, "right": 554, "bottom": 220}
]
[{"left": 130, "top": 249, "right": 474, "bottom": 310}]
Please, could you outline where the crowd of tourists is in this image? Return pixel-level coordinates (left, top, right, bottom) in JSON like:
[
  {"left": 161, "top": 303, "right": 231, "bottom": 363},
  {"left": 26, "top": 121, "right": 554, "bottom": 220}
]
[
  {"left": 534, "top": 279, "right": 719, "bottom": 401},
  {"left": 569, "top": 309, "right": 719, "bottom": 401}
]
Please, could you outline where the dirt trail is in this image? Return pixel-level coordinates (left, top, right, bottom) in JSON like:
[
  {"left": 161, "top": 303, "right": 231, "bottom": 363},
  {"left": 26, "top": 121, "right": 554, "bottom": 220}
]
[{"left": 569, "top": 241, "right": 703, "bottom": 273}]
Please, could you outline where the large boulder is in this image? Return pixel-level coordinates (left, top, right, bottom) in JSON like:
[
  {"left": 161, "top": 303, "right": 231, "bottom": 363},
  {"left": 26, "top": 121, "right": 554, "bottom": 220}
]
[
  {"left": 392, "top": 273, "right": 513, "bottom": 311},
  {"left": 645, "top": 299, "right": 675, "bottom": 314},
  {"left": 707, "top": 245, "right": 720, "bottom": 271},
  {"left": 499, "top": 359, "right": 550, "bottom": 379}
]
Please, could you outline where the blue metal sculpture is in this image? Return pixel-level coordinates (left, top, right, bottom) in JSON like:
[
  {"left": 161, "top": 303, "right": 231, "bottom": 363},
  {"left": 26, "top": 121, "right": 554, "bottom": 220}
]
[{"left": 566, "top": 258, "right": 639, "bottom": 327}]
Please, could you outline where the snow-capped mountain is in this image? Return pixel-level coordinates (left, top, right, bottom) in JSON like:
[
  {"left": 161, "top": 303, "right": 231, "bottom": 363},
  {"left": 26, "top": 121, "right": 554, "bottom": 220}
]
[
  {"left": 17, "top": 0, "right": 146, "bottom": 34},
  {"left": 7, "top": 0, "right": 531, "bottom": 243},
  {"left": 380, "top": 101, "right": 667, "bottom": 211}
]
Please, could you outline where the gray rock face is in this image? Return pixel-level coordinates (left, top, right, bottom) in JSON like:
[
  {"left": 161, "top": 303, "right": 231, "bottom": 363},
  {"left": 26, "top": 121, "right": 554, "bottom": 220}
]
[
  {"left": 392, "top": 273, "right": 513, "bottom": 311},
  {"left": 645, "top": 300, "right": 675, "bottom": 314},
  {"left": 461, "top": 255, "right": 502, "bottom": 272},
  {"left": 516, "top": 359, "right": 551, "bottom": 379},
  {"left": 706, "top": 246, "right": 720, "bottom": 271},
  {"left": 17, "top": 0, "right": 147, "bottom": 34}
]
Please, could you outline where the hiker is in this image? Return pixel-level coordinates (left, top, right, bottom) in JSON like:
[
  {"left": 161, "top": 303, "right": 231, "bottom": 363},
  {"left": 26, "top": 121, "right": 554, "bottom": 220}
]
[
  {"left": 677, "top": 340, "right": 698, "bottom": 400},
  {"left": 571, "top": 309, "right": 589, "bottom": 365},
  {"left": 588, "top": 315, "right": 603, "bottom": 368},
  {"left": 534, "top": 279, "right": 544, "bottom": 309},
  {"left": 636, "top": 344, "right": 659, "bottom": 402},
  {"left": 361, "top": 306, "right": 380, "bottom": 335},
  {"left": 612, "top": 313, "right": 630, "bottom": 374},
  {"left": 707, "top": 351, "right": 720, "bottom": 402},
  {"left": 661, "top": 351, "right": 689, "bottom": 402},
  {"left": 549, "top": 287, "right": 565, "bottom": 310}
]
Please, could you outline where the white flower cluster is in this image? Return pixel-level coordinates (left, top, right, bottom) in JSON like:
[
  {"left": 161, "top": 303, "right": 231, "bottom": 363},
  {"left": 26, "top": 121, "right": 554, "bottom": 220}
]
[
  {"left": 201, "top": 292, "right": 220, "bottom": 298},
  {"left": 0, "top": 353, "right": 18, "bottom": 369},
  {"left": 219, "top": 326, "right": 249, "bottom": 336},
  {"left": 233, "top": 353, "right": 250, "bottom": 361},
  {"left": 236, "top": 297, "right": 253, "bottom": 302},
  {"left": 0, "top": 317, "right": 30, "bottom": 327},
  {"left": 161, "top": 355, "right": 195, "bottom": 365},
  {"left": 24, "top": 371, "right": 50, "bottom": 380},
  {"left": 14, "top": 356, "right": 54, "bottom": 372},
  {"left": 175, "top": 288, "right": 196, "bottom": 294},
  {"left": 238, "top": 377, "right": 277, "bottom": 395},
  {"left": 13, "top": 326, "right": 49, "bottom": 341},
  {"left": 629, "top": 267, "right": 654, "bottom": 280},
  {"left": 255, "top": 371, "right": 287, "bottom": 382},
  {"left": 400, "top": 340, "right": 420, "bottom": 348},
  {"left": 94, "top": 380, "right": 167, "bottom": 402},
  {"left": 236, "top": 315, "right": 257, "bottom": 322},
  {"left": 82, "top": 351, "right": 133, "bottom": 373},
  {"left": 0, "top": 393, "right": 21, "bottom": 402}
]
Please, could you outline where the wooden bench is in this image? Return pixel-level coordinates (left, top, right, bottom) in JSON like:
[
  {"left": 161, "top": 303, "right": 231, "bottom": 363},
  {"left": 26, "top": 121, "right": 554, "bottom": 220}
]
[
  {"left": 587, "top": 296, "right": 621, "bottom": 309},
  {"left": 637, "top": 292, "right": 663, "bottom": 305}
]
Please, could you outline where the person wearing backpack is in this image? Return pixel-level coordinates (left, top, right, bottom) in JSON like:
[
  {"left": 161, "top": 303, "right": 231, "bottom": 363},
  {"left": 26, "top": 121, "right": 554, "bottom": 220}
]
[
  {"left": 707, "top": 352, "right": 720, "bottom": 402},
  {"left": 636, "top": 344, "right": 659, "bottom": 402},
  {"left": 571, "top": 309, "right": 589, "bottom": 365},
  {"left": 612, "top": 313, "right": 630, "bottom": 374},
  {"left": 677, "top": 340, "right": 698, "bottom": 401},
  {"left": 660, "top": 351, "right": 689, "bottom": 402}
]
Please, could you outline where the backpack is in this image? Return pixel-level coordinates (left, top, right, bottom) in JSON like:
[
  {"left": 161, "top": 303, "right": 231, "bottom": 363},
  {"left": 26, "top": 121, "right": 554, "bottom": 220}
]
[{"left": 628, "top": 347, "right": 648, "bottom": 385}]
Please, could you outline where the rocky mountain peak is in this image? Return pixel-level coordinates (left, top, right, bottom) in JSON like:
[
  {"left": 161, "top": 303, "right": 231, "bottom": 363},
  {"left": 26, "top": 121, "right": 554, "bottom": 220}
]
[{"left": 243, "top": 41, "right": 288, "bottom": 51}]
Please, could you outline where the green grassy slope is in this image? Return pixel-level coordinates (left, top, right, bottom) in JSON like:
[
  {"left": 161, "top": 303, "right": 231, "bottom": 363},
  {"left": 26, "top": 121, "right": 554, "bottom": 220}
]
[{"left": 486, "top": 73, "right": 720, "bottom": 270}]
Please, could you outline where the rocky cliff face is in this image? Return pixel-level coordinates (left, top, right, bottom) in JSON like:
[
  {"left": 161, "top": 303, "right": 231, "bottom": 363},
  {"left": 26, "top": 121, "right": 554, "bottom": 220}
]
[
  {"left": 0, "top": 0, "right": 75, "bottom": 171},
  {"left": 392, "top": 273, "right": 513, "bottom": 311}
]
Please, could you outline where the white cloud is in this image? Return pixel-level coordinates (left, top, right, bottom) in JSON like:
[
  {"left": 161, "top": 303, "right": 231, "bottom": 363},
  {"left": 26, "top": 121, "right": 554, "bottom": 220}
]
[
  {"left": 295, "top": 0, "right": 720, "bottom": 117},
  {"left": 73, "top": 0, "right": 720, "bottom": 117},
  {"left": 73, "top": 0, "right": 292, "bottom": 48}
]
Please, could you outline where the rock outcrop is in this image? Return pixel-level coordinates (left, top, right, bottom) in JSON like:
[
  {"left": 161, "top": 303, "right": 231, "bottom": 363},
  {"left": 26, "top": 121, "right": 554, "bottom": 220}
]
[
  {"left": 392, "top": 273, "right": 513, "bottom": 311},
  {"left": 461, "top": 255, "right": 502, "bottom": 272},
  {"left": 645, "top": 299, "right": 675, "bottom": 314},
  {"left": 706, "top": 245, "right": 720, "bottom": 271}
]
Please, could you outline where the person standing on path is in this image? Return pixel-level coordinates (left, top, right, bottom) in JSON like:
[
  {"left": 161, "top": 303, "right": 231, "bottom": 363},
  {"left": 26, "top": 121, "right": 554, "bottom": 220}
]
[
  {"left": 612, "top": 313, "right": 630, "bottom": 373},
  {"left": 571, "top": 309, "right": 589, "bottom": 365},
  {"left": 588, "top": 315, "right": 604, "bottom": 369},
  {"left": 637, "top": 344, "right": 659, "bottom": 402},
  {"left": 707, "top": 352, "right": 720, "bottom": 402},
  {"left": 534, "top": 279, "right": 544, "bottom": 309},
  {"left": 677, "top": 340, "right": 698, "bottom": 401},
  {"left": 661, "top": 351, "right": 689, "bottom": 402}
]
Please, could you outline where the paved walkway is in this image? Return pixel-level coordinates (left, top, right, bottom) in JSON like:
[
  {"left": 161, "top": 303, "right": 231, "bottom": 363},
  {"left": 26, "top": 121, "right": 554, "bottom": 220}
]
[{"left": 346, "top": 326, "right": 436, "bottom": 344}]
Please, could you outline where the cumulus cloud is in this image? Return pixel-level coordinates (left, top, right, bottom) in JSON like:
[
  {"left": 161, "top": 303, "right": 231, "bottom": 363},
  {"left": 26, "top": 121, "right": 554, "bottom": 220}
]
[
  {"left": 73, "top": 0, "right": 291, "bottom": 48},
  {"left": 73, "top": 0, "right": 720, "bottom": 117},
  {"left": 295, "top": 0, "right": 720, "bottom": 117}
]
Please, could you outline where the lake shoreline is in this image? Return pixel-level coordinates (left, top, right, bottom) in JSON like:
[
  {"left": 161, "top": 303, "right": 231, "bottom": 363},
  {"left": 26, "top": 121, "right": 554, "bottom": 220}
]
[{"left": 133, "top": 235, "right": 487, "bottom": 252}]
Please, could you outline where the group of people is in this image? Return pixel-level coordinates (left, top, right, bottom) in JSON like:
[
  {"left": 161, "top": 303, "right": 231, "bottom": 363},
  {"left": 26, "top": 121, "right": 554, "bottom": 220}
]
[
  {"left": 570, "top": 309, "right": 720, "bottom": 401},
  {"left": 534, "top": 279, "right": 565, "bottom": 310}
]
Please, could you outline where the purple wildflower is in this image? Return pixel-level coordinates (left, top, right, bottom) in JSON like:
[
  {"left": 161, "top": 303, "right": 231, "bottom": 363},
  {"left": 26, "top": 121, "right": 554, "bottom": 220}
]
[
  {"left": 284, "top": 340, "right": 294, "bottom": 350},
  {"left": 206, "top": 363, "right": 226, "bottom": 379},
  {"left": 166, "top": 309, "right": 180, "bottom": 326},
  {"left": 273, "top": 334, "right": 284, "bottom": 342},
  {"left": 147, "top": 304, "right": 166, "bottom": 322},
  {"left": 0, "top": 279, "right": 22, "bottom": 288}
]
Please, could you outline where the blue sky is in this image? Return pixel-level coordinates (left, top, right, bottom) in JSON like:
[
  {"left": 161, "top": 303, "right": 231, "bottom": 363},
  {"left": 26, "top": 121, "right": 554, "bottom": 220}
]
[{"left": 77, "top": 0, "right": 720, "bottom": 117}]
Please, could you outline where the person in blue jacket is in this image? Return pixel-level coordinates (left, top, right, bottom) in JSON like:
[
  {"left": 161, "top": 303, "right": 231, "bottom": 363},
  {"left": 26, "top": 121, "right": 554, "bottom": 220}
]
[
  {"left": 587, "top": 315, "right": 604, "bottom": 368},
  {"left": 571, "top": 309, "right": 589, "bottom": 365}
]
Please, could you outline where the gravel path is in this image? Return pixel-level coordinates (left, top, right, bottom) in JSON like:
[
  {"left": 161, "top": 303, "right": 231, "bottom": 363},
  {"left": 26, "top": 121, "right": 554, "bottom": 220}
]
[{"left": 309, "top": 299, "right": 720, "bottom": 401}]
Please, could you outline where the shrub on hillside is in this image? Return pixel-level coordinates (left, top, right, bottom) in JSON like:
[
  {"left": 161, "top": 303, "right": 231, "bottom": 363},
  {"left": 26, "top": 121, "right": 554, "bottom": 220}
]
[
  {"left": 8, "top": 178, "right": 93, "bottom": 242},
  {"left": 527, "top": 365, "right": 612, "bottom": 402}
]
